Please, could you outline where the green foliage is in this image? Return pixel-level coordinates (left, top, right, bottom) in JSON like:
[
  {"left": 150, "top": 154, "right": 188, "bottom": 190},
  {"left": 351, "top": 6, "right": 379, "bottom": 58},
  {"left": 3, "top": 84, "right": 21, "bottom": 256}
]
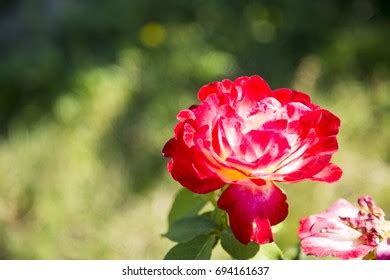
[
  {"left": 220, "top": 229, "right": 260, "bottom": 260},
  {"left": 164, "top": 235, "right": 217, "bottom": 260},
  {"left": 164, "top": 216, "right": 217, "bottom": 243},
  {"left": 164, "top": 189, "right": 219, "bottom": 259},
  {"left": 164, "top": 191, "right": 265, "bottom": 260},
  {"left": 253, "top": 242, "right": 284, "bottom": 260},
  {"left": 168, "top": 189, "right": 207, "bottom": 225}
]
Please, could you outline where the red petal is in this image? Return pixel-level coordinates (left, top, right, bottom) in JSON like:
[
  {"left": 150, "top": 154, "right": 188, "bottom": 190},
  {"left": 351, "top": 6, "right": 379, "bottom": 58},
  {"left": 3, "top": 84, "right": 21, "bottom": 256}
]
[
  {"left": 271, "top": 88, "right": 312, "bottom": 107},
  {"left": 262, "top": 119, "right": 288, "bottom": 131},
  {"left": 311, "top": 163, "right": 343, "bottom": 183},
  {"left": 163, "top": 124, "right": 225, "bottom": 194},
  {"left": 211, "top": 118, "right": 232, "bottom": 157},
  {"left": 296, "top": 109, "right": 340, "bottom": 139},
  {"left": 182, "top": 123, "right": 196, "bottom": 147},
  {"left": 276, "top": 154, "right": 332, "bottom": 182},
  {"left": 317, "top": 109, "right": 341, "bottom": 136},
  {"left": 233, "top": 76, "right": 272, "bottom": 115},
  {"left": 233, "top": 75, "right": 271, "bottom": 101},
  {"left": 162, "top": 138, "right": 176, "bottom": 157},
  {"left": 177, "top": 109, "right": 196, "bottom": 121},
  {"left": 218, "top": 181, "right": 288, "bottom": 244},
  {"left": 307, "top": 135, "right": 339, "bottom": 156},
  {"left": 198, "top": 79, "right": 234, "bottom": 102},
  {"left": 168, "top": 158, "right": 224, "bottom": 194},
  {"left": 228, "top": 130, "right": 290, "bottom": 173},
  {"left": 198, "top": 82, "right": 219, "bottom": 102},
  {"left": 194, "top": 92, "right": 233, "bottom": 127},
  {"left": 270, "top": 124, "right": 341, "bottom": 183},
  {"left": 246, "top": 130, "right": 290, "bottom": 166}
]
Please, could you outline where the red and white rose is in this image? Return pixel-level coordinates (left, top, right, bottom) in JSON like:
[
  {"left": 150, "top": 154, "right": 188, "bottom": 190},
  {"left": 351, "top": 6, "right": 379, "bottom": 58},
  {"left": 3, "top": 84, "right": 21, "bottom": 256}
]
[{"left": 163, "top": 75, "right": 342, "bottom": 244}]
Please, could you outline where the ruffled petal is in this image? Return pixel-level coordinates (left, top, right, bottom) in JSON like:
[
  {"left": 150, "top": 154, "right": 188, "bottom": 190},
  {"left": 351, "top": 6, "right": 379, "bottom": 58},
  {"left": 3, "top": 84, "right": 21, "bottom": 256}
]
[
  {"left": 162, "top": 125, "right": 225, "bottom": 194},
  {"left": 311, "top": 163, "right": 343, "bottom": 183},
  {"left": 268, "top": 108, "right": 342, "bottom": 183},
  {"left": 233, "top": 75, "right": 271, "bottom": 101},
  {"left": 300, "top": 233, "right": 374, "bottom": 259},
  {"left": 177, "top": 108, "right": 196, "bottom": 122},
  {"left": 198, "top": 79, "right": 234, "bottom": 102},
  {"left": 233, "top": 76, "right": 272, "bottom": 116},
  {"left": 167, "top": 158, "right": 224, "bottom": 194},
  {"left": 323, "top": 199, "right": 360, "bottom": 218},
  {"left": 272, "top": 154, "right": 332, "bottom": 182},
  {"left": 217, "top": 180, "right": 288, "bottom": 244},
  {"left": 226, "top": 130, "right": 290, "bottom": 173},
  {"left": 271, "top": 88, "right": 312, "bottom": 108},
  {"left": 316, "top": 109, "right": 341, "bottom": 137}
]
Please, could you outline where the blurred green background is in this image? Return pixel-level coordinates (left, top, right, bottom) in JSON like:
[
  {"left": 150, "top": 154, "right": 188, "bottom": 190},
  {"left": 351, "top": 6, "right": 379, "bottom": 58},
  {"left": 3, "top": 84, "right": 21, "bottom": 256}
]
[{"left": 0, "top": 0, "right": 389, "bottom": 259}]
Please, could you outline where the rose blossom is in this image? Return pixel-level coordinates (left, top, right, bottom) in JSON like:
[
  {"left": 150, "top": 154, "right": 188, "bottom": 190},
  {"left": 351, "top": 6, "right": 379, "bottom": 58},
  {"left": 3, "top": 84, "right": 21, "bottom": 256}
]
[
  {"left": 163, "top": 75, "right": 342, "bottom": 244},
  {"left": 299, "top": 196, "right": 390, "bottom": 259}
]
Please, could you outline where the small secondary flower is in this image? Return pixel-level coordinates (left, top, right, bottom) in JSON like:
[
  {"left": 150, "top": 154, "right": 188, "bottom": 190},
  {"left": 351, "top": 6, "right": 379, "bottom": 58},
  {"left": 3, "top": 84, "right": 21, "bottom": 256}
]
[{"left": 299, "top": 196, "right": 390, "bottom": 259}]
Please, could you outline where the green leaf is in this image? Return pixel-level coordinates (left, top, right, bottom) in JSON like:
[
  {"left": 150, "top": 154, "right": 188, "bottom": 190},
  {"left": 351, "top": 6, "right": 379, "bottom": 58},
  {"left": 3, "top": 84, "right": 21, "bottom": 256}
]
[
  {"left": 201, "top": 208, "right": 226, "bottom": 229},
  {"left": 164, "top": 216, "right": 217, "bottom": 243},
  {"left": 362, "top": 250, "right": 376, "bottom": 260},
  {"left": 220, "top": 228, "right": 259, "bottom": 260},
  {"left": 200, "top": 211, "right": 213, "bottom": 218},
  {"left": 253, "top": 242, "right": 284, "bottom": 260},
  {"left": 164, "top": 235, "right": 216, "bottom": 260},
  {"left": 168, "top": 189, "right": 207, "bottom": 225}
]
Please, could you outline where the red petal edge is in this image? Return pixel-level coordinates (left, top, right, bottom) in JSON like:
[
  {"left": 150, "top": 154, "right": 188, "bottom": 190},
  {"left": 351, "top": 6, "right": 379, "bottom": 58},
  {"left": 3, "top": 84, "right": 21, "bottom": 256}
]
[
  {"left": 311, "top": 163, "right": 343, "bottom": 183},
  {"left": 163, "top": 137, "right": 225, "bottom": 194},
  {"left": 218, "top": 181, "right": 288, "bottom": 245}
]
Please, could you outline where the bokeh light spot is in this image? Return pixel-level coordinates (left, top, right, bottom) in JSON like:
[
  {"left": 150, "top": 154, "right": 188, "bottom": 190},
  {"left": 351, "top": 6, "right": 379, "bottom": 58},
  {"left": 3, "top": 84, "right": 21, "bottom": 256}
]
[
  {"left": 139, "top": 22, "right": 166, "bottom": 48},
  {"left": 251, "top": 19, "right": 275, "bottom": 43}
]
